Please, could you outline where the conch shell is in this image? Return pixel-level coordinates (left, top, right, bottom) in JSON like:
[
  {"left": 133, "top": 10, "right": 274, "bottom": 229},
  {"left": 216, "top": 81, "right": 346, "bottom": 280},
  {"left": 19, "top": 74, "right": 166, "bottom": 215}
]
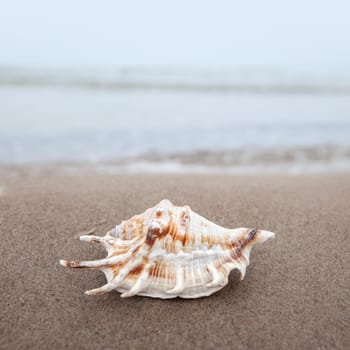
[{"left": 60, "top": 199, "right": 275, "bottom": 299}]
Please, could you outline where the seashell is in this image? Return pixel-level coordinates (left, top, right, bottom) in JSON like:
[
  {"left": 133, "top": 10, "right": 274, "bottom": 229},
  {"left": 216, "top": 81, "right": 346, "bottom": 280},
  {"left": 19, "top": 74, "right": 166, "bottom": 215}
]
[{"left": 60, "top": 199, "right": 275, "bottom": 299}]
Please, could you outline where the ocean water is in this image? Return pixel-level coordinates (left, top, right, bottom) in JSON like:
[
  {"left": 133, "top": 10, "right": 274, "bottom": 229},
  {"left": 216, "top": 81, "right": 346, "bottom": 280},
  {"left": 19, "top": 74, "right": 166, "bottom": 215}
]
[{"left": 1, "top": 69, "right": 350, "bottom": 173}]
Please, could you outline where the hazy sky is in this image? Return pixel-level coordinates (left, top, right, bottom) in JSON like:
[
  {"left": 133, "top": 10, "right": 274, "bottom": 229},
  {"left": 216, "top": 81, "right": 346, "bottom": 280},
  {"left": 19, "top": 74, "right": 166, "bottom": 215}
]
[{"left": 0, "top": 0, "right": 349, "bottom": 72}]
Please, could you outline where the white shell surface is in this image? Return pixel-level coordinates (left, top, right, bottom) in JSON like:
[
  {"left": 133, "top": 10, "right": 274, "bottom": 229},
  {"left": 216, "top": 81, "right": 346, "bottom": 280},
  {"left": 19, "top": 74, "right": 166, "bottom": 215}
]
[{"left": 60, "top": 199, "right": 275, "bottom": 299}]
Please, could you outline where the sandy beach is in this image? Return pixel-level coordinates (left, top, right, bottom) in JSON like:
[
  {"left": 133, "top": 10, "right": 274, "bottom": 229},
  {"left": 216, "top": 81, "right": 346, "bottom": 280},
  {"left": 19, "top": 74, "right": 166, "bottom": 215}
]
[{"left": 0, "top": 170, "right": 349, "bottom": 349}]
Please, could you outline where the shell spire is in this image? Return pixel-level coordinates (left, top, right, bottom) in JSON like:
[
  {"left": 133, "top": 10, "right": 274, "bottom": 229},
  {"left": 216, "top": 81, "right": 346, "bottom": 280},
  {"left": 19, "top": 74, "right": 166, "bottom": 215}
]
[{"left": 60, "top": 199, "right": 275, "bottom": 299}]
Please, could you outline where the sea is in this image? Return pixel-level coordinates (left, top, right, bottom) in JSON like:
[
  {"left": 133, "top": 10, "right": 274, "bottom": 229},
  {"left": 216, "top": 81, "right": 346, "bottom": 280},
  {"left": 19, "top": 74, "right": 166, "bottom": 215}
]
[{"left": 1, "top": 67, "right": 350, "bottom": 174}]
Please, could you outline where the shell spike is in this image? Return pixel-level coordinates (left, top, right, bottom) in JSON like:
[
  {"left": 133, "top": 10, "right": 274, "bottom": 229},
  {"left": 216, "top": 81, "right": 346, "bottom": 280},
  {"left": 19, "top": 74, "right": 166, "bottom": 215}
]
[
  {"left": 60, "top": 259, "right": 81, "bottom": 268},
  {"left": 239, "top": 263, "right": 247, "bottom": 280},
  {"left": 120, "top": 265, "right": 151, "bottom": 298},
  {"left": 59, "top": 259, "right": 101, "bottom": 269},
  {"left": 80, "top": 235, "right": 105, "bottom": 244},
  {"left": 79, "top": 235, "right": 116, "bottom": 254},
  {"left": 166, "top": 267, "right": 184, "bottom": 294},
  {"left": 255, "top": 230, "right": 275, "bottom": 244},
  {"left": 85, "top": 282, "right": 116, "bottom": 296},
  {"left": 59, "top": 255, "right": 123, "bottom": 269},
  {"left": 98, "top": 254, "right": 148, "bottom": 297},
  {"left": 206, "top": 263, "right": 223, "bottom": 287}
]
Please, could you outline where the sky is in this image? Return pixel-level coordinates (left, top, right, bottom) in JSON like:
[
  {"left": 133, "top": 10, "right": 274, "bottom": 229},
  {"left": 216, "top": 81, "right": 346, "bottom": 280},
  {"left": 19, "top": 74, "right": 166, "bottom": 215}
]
[{"left": 0, "top": 0, "right": 349, "bottom": 74}]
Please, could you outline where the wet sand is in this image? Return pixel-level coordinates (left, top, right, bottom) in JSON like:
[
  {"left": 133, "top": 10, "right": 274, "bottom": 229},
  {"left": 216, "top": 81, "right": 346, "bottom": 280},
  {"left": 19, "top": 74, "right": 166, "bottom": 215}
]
[{"left": 0, "top": 171, "right": 349, "bottom": 349}]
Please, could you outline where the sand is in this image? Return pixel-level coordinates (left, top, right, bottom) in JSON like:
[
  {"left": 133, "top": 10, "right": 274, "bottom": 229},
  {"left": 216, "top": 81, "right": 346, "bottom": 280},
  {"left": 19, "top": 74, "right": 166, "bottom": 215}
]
[{"left": 0, "top": 171, "right": 349, "bottom": 349}]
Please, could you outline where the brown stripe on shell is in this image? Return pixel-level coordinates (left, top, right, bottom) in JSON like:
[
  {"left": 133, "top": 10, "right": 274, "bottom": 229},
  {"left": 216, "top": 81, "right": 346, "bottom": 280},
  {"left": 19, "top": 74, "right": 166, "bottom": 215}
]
[
  {"left": 168, "top": 215, "right": 182, "bottom": 253},
  {"left": 246, "top": 228, "right": 258, "bottom": 242},
  {"left": 119, "top": 215, "right": 144, "bottom": 240},
  {"left": 149, "top": 262, "right": 175, "bottom": 281},
  {"left": 110, "top": 245, "right": 143, "bottom": 275},
  {"left": 227, "top": 228, "right": 258, "bottom": 261},
  {"left": 179, "top": 208, "right": 191, "bottom": 245},
  {"left": 149, "top": 262, "right": 165, "bottom": 279},
  {"left": 201, "top": 233, "right": 219, "bottom": 249},
  {"left": 126, "top": 264, "right": 144, "bottom": 277},
  {"left": 145, "top": 225, "right": 159, "bottom": 246},
  {"left": 164, "top": 264, "right": 174, "bottom": 286},
  {"left": 109, "top": 246, "right": 132, "bottom": 257},
  {"left": 132, "top": 216, "right": 144, "bottom": 239},
  {"left": 214, "top": 259, "right": 228, "bottom": 277},
  {"left": 125, "top": 257, "right": 149, "bottom": 280},
  {"left": 149, "top": 262, "right": 160, "bottom": 278},
  {"left": 111, "top": 259, "right": 130, "bottom": 276},
  {"left": 145, "top": 212, "right": 176, "bottom": 247}
]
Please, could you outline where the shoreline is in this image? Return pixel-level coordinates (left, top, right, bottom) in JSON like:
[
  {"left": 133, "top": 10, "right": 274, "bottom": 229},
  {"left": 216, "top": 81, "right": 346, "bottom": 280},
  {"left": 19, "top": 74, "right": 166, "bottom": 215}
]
[{"left": 1, "top": 158, "right": 350, "bottom": 179}]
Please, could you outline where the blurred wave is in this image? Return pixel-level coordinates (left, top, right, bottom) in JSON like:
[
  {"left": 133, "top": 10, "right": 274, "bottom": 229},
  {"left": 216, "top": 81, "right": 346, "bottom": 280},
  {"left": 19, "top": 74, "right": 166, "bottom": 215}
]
[
  {"left": 4, "top": 146, "right": 350, "bottom": 175},
  {"left": 1, "top": 67, "right": 350, "bottom": 94},
  {"left": 130, "top": 145, "right": 350, "bottom": 166},
  {"left": 99, "top": 145, "right": 350, "bottom": 174}
]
